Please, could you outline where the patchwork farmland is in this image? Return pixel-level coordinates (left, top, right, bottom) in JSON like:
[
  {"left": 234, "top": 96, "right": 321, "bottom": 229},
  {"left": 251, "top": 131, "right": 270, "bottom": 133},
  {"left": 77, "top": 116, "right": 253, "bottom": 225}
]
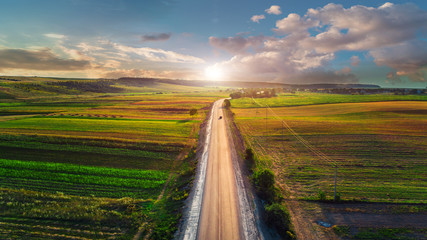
[
  {"left": 230, "top": 92, "right": 427, "bottom": 239},
  {"left": 0, "top": 77, "right": 225, "bottom": 239}
]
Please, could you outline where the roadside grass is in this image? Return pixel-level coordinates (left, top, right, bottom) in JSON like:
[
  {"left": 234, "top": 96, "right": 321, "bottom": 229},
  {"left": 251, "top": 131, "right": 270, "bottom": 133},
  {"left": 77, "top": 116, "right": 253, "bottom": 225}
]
[{"left": 231, "top": 98, "right": 427, "bottom": 203}]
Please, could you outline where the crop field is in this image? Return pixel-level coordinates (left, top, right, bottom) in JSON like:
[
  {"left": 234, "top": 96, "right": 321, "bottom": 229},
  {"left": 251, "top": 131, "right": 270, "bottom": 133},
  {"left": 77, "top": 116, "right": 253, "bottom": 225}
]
[
  {"left": 231, "top": 92, "right": 427, "bottom": 108},
  {"left": 231, "top": 94, "right": 427, "bottom": 203},
  {"left": 0, "top": 77, "right": 225, "bottom": 239}
]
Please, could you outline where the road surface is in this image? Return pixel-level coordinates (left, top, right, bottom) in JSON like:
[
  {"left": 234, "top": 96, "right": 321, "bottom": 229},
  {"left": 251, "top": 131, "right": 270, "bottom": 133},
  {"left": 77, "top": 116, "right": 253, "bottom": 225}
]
[{"left": 197, "top": 99, "right": 242, "bottom": 239}]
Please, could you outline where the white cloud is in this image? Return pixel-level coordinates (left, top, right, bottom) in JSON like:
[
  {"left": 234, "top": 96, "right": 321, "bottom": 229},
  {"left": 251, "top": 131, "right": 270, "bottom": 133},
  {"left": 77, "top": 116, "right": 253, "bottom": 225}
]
[
  {"left": 113, "top": 43, "right": 205, "bottom": 64},
  {"left": 44, "top": 33, "right": 67, "bottom": 39},
  {"left": 251, "top": 15, "right": 265, "bottom": 23},
  {"left": 274, "top": 13, "right": 318, "bottom": 35},
  {"left": 58, "top": 45, "right": 94, "bottom": 61},
  {"left": 265, "top": 5, "right": 282, "bottom": 15},
  {"left": 210, "top": 3, "right": 427, "bottom": 83},
  {"left": 77, "top": 42, "right": 105, "bottom": 52},
  {"left": 100, "top": 68, "right": 201, "bottom": 80},
  {"left": 302, "top": 3, "right": 427, "bottom": 52}
]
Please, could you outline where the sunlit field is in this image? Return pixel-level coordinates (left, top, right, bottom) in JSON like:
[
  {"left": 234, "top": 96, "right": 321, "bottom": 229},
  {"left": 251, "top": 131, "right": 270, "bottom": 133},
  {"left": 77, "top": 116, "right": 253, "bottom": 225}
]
[
  {"left": 0, "top": 77, "right": 226, "bottom": 239},
  {"left": 231, "top": 93, "right": 427, "bottom": 202}
]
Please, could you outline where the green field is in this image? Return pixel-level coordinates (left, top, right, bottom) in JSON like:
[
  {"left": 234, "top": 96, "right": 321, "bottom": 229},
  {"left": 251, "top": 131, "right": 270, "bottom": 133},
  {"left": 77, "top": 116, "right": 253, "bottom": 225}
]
[
  {"left": 231, "top": 92, "right": 427, "bottom": 108},
  {"left": 0, "top": 77, "right": 225, "bottom": 239},
  {"left": 231, "top": 93, "right": 427, "bottom": 203}
]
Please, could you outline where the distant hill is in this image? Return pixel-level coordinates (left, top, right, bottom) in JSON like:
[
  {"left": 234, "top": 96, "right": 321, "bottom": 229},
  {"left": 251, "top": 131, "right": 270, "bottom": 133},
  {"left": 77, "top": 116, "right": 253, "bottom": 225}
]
[{"left": 117, "top": 77, "right": 381, "bottom": 89}]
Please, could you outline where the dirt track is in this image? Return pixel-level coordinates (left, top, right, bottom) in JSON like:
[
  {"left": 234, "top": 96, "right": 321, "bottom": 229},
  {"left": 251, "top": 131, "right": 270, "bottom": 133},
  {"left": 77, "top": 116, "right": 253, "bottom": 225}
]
[{"left": 197, "top": 99, "right": 242, "bottom": 239}]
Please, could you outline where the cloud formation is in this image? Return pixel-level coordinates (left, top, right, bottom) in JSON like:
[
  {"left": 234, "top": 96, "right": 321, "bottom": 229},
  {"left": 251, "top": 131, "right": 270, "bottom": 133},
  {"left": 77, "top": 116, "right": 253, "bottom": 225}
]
[
  {"left": 44, "top": 33, "right": 66, "bottom": 39},
  {"left": 351, "top": 56, "right": 360, "bottom": 66},
  {"left": 211, "top": 2, "right": 427, "bottom": 83},
  {"left": 113, "top": 43, "right": 204, "bottom": 64},
  {"left": 300, "top": 3, "right": 427, "bottom": 53},
  {"left": 209, "top": 35, "right": 267, "bottom": 55},
  {"left": 0, "top": 48, "right": 91, "bottom": 71},
  {"left": 370, "top": 40, "right": 427, "bottom": 82},
  {"left": 251, "top": 15, "right": 265, "bottom": 23},
  {"left": 141, "top": 33, "right": 171, "bottom": 42},
  {"left": 101, "top": 68, "right": 200, "bottom": 80},
  {"left": 265, "top": 5, "right": 282, "bottom": 15}
]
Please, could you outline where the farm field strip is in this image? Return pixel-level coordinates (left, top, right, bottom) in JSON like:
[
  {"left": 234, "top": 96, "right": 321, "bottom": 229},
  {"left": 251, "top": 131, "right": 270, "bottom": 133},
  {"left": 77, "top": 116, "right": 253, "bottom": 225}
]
[
  {"left": 0, "top": 117, "right": 194, "bottom": 136},
  {"left": 0, "top": 221, "right": 122, "bottom": 239},
  {"left": 1, "top": 159, "right": 168, "bottom": 198},
  {"left": 231, "top": 96, "right": 427, "bottom": 202},
  {"left": 0, "top": 140, "right": 171, "bottom": 160},
  {"left": 231, "top": 92, "right": 427, "bottom": 108},
  {"left": 0, "top": 188, "right": 151, "bottom": 239}
]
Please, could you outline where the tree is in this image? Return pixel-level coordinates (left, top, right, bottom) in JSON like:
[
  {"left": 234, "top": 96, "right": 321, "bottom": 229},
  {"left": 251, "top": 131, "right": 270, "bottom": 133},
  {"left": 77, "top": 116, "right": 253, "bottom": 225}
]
[
  {"left": 230, "top": 92, "right": 242, "bottom": 99},
  {"left": 244, "top": 148, "right": 255, "bottom": 171},
  {"left": 223, "top": 99, "right": 231, "bottom": 108},
  {"left": 265, "top": 203, "right": 294, "bottom": 239},
  {"left": 189, "top": 108, "right": 197, "bottom": 116},
  {"left": 253, "top": 169, "right": 275, "bottom": 190},
  {"left": 253, "top": 168, "right": 277, "bottom": 202}
]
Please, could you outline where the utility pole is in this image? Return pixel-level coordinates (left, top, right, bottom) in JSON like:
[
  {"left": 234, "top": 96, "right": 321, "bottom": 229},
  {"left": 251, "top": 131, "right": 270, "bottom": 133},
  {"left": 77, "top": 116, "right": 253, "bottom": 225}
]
[
  {"left": 334, "top": 165, "right": 337, "bottom": 201},
  {"left": 282, "top": 120, "right": 285, "bottom": 147},
  {"left": 265, "top": 107, "right": 268, "bottom": 137}
]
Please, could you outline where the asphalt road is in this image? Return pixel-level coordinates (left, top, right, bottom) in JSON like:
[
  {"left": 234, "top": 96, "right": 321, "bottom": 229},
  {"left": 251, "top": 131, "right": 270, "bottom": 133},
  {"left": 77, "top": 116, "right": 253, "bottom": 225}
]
[{"left": 197, "top": 99, "right": 242, "bottom": 240}]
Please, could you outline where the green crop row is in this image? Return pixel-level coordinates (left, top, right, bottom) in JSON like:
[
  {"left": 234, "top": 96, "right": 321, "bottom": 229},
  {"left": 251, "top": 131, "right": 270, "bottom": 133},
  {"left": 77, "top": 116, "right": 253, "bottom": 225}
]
[
  {"left": 0, "top": 117, "right": 193, "bottom": 137},
  {"left": 0, "top": 134, "right": 184, "bottom": 153},
  {"left": 0, "top": 140, "right": 170, "bottom": 160},
  {"left": 0, "top": 188, "right": 150, "bottom": 239},
  {"left": 0, "top": 159, "right": 169, "bottom": 199},
  {"left": 0, "top": 159, "right": 168, "bottom": 180}
]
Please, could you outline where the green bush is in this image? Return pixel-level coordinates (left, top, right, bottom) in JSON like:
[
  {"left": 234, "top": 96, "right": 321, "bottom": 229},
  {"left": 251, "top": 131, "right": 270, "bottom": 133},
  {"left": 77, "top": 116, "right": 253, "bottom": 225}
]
[
  {"left": 223, "top": 99, "right": 231, "bottom": 108},
  {"left": 265, "top": 203, "right": 294, "bottom": 239},
  {"left": 333, "top": 225, "right": 350, "bottom": 237},
  {"left": 335, "top": 192, "right": 341, "bottom": 202},
  {"left": 253, "top": 169, "right": 274, "bottom": 189},
  {"left": 253, "top": 169, "right": 276, "bottom": 202},
  {"left": 318, "top": 190, "right": 326, "bottom": 201},
  {"left": 244, "top": 148, "right": 255, "bottom": 171},
  {"left": 189, "top": 108, "right": 198, "bottom": 116}
]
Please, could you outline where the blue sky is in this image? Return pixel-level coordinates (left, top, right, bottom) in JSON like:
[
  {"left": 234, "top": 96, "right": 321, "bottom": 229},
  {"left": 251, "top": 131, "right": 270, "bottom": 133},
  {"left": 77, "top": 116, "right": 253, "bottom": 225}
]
[{"left": 0, "top": 0, "right": 426, "bottom": 87}]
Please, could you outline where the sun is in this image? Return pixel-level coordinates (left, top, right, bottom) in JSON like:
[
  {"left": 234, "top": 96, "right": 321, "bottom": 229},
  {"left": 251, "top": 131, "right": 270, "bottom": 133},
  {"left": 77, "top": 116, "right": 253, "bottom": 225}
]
[{"left": 205, "top": 65, "right": 223, "bottom": 81}]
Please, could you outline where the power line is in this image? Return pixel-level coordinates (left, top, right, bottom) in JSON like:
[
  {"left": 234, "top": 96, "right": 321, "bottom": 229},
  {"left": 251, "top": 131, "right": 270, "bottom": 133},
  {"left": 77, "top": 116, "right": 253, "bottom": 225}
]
[{"left": 251, "top": 97, "right": 337, "bottom": 167}]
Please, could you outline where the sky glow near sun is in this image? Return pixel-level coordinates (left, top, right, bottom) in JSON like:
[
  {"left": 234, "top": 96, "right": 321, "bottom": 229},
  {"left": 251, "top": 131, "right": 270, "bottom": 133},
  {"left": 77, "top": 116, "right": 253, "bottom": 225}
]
[
  {"left": 0, "top": 0, "right": 426, "bottom": 87},
  {"left": 205, "top": 65, "right": 224, "bottom": 81}
]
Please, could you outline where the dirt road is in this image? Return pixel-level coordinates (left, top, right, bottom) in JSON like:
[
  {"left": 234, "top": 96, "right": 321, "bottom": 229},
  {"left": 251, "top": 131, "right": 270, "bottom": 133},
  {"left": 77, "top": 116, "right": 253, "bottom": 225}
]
[{"left": 197, "top": 99, "right": 242, "bottom": 239}]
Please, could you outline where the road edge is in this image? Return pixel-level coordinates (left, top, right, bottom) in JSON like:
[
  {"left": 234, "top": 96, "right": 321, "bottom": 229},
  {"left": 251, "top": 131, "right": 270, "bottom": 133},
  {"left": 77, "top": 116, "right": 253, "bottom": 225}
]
[{"left": 174, "top": 101, "right": 216, "bottom": 240}]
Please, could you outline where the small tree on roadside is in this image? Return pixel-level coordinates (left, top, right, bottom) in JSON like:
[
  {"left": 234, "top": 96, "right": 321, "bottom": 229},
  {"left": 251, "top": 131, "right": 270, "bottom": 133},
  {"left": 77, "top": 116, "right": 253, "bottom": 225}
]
[
  {"left": 244, "top": 148, "right": 255, "bottom": 171},
  {"left": 189, "top": 108, "right": 197, "bottom": 116},
  {"left": 265, "top": 203, "right": 295, "bottom": 239},
  {"left": 223, "top": 99, "right": 231, "bottom": 108},
  {"left": 253, "top": 169, "right": 275, "bottom": 190},
  {"left": 253, "top": 168, "right": 277, "bottom": 202}
]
